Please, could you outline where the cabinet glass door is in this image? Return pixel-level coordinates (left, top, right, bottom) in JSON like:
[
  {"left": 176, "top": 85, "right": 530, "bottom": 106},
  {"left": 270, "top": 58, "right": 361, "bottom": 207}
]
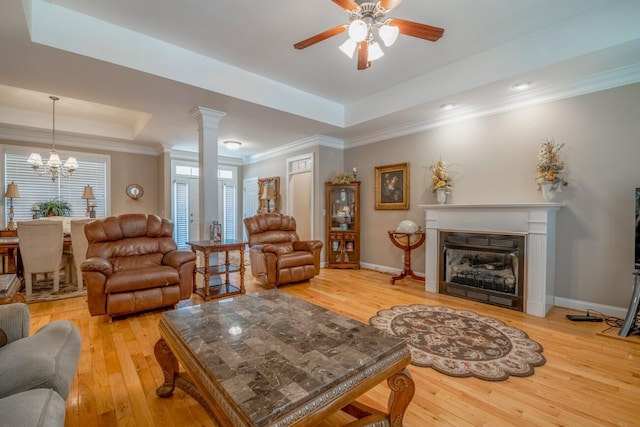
[{"left": 329, "top": 187, "right": 356, "bottom": 232}]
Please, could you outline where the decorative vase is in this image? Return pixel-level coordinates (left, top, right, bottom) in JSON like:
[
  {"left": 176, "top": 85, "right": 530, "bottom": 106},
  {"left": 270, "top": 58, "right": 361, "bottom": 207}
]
[
  {"left": 436, "top": 188, "right": 447, "bottom": 204},
  {"left": 541, "top": 181, "right": 557, "bottom": 201}
]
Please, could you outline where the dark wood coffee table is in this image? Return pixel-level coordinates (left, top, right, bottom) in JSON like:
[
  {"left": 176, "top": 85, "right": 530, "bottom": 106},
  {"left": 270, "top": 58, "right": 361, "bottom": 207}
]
[{"left": 154, "top": 290, "right": 414, "bottom": 426}]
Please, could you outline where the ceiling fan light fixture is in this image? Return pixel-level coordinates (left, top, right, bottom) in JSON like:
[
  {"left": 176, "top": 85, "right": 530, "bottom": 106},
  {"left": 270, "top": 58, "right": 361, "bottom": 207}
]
[
  {"left": 368, "top": 41, "right": 384, "bottom": 61},
  {"left": 348, "top": 20, "right": 368, "bottom": 42},
  {"left": 379, "top": 24, "right": 399, "bottom": 47},
  {"left": 339, "top": 38, "right": 358, "bottom": 58}
]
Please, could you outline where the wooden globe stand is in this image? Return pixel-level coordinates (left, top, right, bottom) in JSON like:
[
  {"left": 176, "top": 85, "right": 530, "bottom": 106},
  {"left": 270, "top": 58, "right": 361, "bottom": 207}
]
[{"left": 387, "top": 230, "right": 426, "bottom": 284}]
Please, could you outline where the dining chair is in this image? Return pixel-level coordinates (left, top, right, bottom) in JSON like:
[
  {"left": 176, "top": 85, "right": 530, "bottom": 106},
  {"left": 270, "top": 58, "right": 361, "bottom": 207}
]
[
  {"left": 17, "top": 220, "right": 72, "bottom": 295},
  {"left": 70, "top": 218, "right": 94, "bottom": 291}
]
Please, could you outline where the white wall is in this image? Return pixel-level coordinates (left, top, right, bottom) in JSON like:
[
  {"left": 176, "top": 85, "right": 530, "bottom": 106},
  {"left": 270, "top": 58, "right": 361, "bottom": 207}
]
[{"left": 346, "top": 83, "right": 640, "bottom": 310}]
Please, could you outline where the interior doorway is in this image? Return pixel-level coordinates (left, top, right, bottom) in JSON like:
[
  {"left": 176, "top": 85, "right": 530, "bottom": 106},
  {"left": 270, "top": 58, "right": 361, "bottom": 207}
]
[{"left": 287, "top": 154, "right": 314, "bottom": 240}]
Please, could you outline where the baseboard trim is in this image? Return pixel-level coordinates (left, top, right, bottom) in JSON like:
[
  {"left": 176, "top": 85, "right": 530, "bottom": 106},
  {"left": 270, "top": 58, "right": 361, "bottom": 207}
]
[
  {"left": 553, "top": 297, "right": 627, "bottom": 319},
  {"left": 323, "top": 263, "right": 628, "bottom": 318}
]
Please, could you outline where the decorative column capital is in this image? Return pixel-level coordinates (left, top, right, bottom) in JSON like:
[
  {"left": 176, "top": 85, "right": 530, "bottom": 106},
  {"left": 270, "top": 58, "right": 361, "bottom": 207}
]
[{"left": 190, "top": 107, "right": 226, "bottom": 130}]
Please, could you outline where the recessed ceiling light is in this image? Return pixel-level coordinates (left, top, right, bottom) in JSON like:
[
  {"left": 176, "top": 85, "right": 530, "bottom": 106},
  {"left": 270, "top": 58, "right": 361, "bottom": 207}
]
[
  {"left": 512, "top": 82, "right": 531, "bottom": 91},
  {"left": 440, "top": 103, "right": 455, "bottom": 110},
  {"left": 223, "top": 140, "right": 242, "bottom": 150}
]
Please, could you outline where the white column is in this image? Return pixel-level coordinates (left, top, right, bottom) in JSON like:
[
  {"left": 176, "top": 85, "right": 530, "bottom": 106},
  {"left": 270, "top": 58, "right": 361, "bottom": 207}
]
[
  {"left": 424, "top": 209, "right": 439, "bottom": 293},
  {"left": 526, "top": 207, "right": 559, "bottom": 317},
  {"left": 190, "top": 107, "right": 226, "bottom": 239}
]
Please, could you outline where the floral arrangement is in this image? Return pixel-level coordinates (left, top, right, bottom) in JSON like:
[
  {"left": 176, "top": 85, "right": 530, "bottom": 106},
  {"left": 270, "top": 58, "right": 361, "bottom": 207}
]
[
  {"left": 332, "top": 172, "right": 353, "bottom": 185},
  {"left": 429, "top": 159, "right": 452, "bottom": 192},
  {"left": 536, "top": 139, "right": 568, "bottom": 190}
]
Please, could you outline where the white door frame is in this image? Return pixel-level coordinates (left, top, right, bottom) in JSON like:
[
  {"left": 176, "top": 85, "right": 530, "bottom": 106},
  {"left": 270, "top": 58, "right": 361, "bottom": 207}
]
[{"left": 286, "top": 153, "right": 314, "bottom": 240}]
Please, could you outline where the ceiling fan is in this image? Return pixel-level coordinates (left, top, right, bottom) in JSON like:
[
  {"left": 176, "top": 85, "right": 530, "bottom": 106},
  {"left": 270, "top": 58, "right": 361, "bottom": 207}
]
[{"left": 294, "top": 0, "right": 444, "bottom": 70}]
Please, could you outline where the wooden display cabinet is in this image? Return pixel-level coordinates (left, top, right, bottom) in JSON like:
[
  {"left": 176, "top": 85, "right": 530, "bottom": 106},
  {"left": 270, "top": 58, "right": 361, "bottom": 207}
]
[{"left": 326, "top": 181, "right": 360, "bottom": 269}]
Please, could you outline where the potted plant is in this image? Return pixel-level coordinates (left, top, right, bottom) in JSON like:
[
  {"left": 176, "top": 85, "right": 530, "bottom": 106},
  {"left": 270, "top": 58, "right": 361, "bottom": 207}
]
[{"left": 37, "top": 197, "right": 72, "bottom": 217}]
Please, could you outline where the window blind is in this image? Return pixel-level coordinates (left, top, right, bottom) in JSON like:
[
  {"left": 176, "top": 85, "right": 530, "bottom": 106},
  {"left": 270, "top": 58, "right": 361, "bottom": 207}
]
[
  {"left": 4, "top": 150, "right": 108, "bottom": 222},
  {"left": 174, "top": 181, "right": 189, "bottom": 249},
  {"left": 223, "top": 182, "right": 236, "bottom": 240}
]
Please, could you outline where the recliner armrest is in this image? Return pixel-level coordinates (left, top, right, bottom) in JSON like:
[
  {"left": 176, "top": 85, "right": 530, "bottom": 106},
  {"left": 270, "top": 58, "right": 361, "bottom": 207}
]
[
  {"left": 293, "top": 240, "right": 323, "bottom": 252},
  {"left": 261, "top": 244, "right": 280, "bottom": 254},
  {"left": 0, "top": 303, "right": 30, "bottom": 343},
  {"left": 163, "top": 250, "right": 196, "bottom": 269},
  {"left": 81, "top": 257, "right": 113, "bottom": 277}
]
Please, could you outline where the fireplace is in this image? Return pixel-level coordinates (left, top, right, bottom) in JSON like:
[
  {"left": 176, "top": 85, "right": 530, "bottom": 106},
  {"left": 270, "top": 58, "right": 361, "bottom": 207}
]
[
  {"left": 440, "top": 231, "right": 525, "bottom": 311},
  {"left": 418, "top": 203, "right": 562, "bottom": 317}
]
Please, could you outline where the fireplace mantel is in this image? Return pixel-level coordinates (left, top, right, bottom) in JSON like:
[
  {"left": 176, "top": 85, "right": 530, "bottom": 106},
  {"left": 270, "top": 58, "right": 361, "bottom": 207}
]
[{"left": 418, "top": 203, "right": 563, "bottom": 317}]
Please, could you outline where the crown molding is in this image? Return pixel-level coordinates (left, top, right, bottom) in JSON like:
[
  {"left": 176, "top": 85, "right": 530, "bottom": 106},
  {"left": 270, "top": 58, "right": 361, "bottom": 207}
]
[
  {"left": 244, "top": 135, "right": 344, "bottom": 164},
  {"left": 344, "top": 63, "right": 640, "bottom": 148},
  {"left": 3, "top": 65, "right": 637, "bottom": 160},
  {"left": 0, "top": 124, "right": 163, "bottom": 156}
]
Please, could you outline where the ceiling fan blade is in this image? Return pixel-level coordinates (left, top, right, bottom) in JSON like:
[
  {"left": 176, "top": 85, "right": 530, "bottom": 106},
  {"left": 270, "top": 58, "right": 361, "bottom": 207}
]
[
  {"left": 357, "top": 41, "right": 370, "bottom": 70},
  {"left": 332, "top": 0, "right": 359, "bottom": 11},
  {"left": 293, "top": 25, "right": 346, "bottom": 49},
  {"left": 388, "top": 18, "right": 444, "bottom": 42},
  {"left": 379, "top": 0, "right": 404, "bottom": 11}
]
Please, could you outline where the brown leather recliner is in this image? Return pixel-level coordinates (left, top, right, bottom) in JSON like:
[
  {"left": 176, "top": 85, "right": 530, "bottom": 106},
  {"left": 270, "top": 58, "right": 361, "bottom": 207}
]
[
  {"left": 244, "top": 213, "right": 323, "bottom": 287},
  {"left": 81, "top": 214, "right": 196, "bottom": 320}
]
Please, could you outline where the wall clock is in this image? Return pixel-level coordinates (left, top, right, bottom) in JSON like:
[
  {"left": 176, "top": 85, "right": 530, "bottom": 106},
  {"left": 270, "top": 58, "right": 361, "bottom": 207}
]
[{"left": 126, "top": 184, "right": 144, "bottom": 200}]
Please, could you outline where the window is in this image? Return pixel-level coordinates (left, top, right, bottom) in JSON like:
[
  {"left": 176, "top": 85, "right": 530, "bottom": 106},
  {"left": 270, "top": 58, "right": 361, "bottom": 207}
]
[{"left": 3, "top": 146, "right": 109, "bottom": 222}]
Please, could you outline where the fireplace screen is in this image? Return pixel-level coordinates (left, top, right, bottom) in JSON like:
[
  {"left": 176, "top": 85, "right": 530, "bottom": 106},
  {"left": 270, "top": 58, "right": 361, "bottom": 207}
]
[{"left": 440, "top": 232, "right": 526, "bottom": 311}]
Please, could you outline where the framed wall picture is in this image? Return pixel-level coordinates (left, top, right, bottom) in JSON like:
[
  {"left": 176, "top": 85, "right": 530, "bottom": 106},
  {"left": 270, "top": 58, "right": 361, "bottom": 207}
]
[{"left": 375, "top": 162, "right": 410, "bottom": 210}]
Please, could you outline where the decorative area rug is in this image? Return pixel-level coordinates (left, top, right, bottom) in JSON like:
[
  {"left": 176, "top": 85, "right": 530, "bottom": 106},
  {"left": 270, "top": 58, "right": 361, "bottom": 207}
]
[
  {"left": 369, "top": 304, "right": 546, "bottom": 381},
  {"left": 24, "top": 277, "right": 86, "bottom": 304}
]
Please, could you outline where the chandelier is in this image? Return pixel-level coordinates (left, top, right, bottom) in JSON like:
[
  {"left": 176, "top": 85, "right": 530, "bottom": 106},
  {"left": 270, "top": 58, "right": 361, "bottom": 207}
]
[{"left": 27, "top": 96, "right": 78, "bottom": 182}]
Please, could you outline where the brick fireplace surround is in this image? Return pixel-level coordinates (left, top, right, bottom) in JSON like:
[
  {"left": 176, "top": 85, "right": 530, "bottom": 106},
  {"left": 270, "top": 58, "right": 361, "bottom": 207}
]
[{"left": 418, "top": 203, "right": 562, "bottom": 317}]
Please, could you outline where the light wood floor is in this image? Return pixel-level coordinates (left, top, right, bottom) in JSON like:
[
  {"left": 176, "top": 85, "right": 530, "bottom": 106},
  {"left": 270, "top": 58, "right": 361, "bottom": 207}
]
[{"left": 26, "top": 268, "right": 640, "bottom": 427}]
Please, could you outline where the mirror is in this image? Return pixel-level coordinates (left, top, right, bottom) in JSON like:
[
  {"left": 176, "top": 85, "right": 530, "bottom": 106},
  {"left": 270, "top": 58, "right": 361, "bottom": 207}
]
[{"left": 126, "top": 184, "right": 144, "bottom": 200}]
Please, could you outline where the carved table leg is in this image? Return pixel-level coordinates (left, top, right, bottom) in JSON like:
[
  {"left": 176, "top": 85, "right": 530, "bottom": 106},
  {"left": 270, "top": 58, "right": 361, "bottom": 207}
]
[
  {"left": 387, "top": 368, "right": 415, "bottom": 427},
  {"left": 154, "top": 338, "right": 179, "bottom": 397}
]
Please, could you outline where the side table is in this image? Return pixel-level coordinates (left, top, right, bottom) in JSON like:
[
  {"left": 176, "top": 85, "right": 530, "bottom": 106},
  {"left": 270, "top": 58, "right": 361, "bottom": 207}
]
[
  {"left": 0, "top": 274, "right": 24, "bottom": 305},
  {"left": 186, "top": 240, "right": 246, "bottom": 301},
  {"left": 387, "top": 231, "right": 426, "bottom": 284}
]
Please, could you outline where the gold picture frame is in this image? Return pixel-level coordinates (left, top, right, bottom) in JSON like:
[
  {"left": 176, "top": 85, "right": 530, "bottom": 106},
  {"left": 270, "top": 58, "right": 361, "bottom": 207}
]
[
  {"left": 258, "top": 176, "right": 280, "bottom": 213},
  {"left": 375, "top": 162, "right": 409, "bottom": 210}
]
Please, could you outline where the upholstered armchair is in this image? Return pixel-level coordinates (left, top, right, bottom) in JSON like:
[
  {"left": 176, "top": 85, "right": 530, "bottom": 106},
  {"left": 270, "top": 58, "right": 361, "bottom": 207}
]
[
  {"left": 0, "top": 303, "right": 81, "bottom": 427},
  {"left": 81, "top": 214, "right": 196, "bottom": 320},
  {"left": 243, "top": 213, "right": 323, "bottom": 287}
]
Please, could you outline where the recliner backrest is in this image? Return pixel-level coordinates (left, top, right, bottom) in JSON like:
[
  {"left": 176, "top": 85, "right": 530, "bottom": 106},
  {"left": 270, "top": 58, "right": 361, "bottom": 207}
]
[
  {"left": 244, "top": 213, "right": 299, "bottom": 246},
  {"left": 84, "top": 214, "right": 177, "bottom": 272}
]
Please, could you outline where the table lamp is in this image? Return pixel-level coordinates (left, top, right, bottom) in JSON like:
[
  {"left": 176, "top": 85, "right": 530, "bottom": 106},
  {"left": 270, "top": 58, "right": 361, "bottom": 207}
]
[
  {"left": 261, "top": 185, "right": 276, "bottom": 213},
  {"left": 82, "top": 185, "right": 95, "bottom": 217},
  {"left": 5, "top": 182, "right": 20, "bottom": 230}
]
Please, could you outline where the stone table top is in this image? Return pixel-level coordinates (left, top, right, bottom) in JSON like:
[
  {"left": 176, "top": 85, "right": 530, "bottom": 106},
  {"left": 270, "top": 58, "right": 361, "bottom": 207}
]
[{"left": 160, "top": 289, "right": 408, "bottom": 426}]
